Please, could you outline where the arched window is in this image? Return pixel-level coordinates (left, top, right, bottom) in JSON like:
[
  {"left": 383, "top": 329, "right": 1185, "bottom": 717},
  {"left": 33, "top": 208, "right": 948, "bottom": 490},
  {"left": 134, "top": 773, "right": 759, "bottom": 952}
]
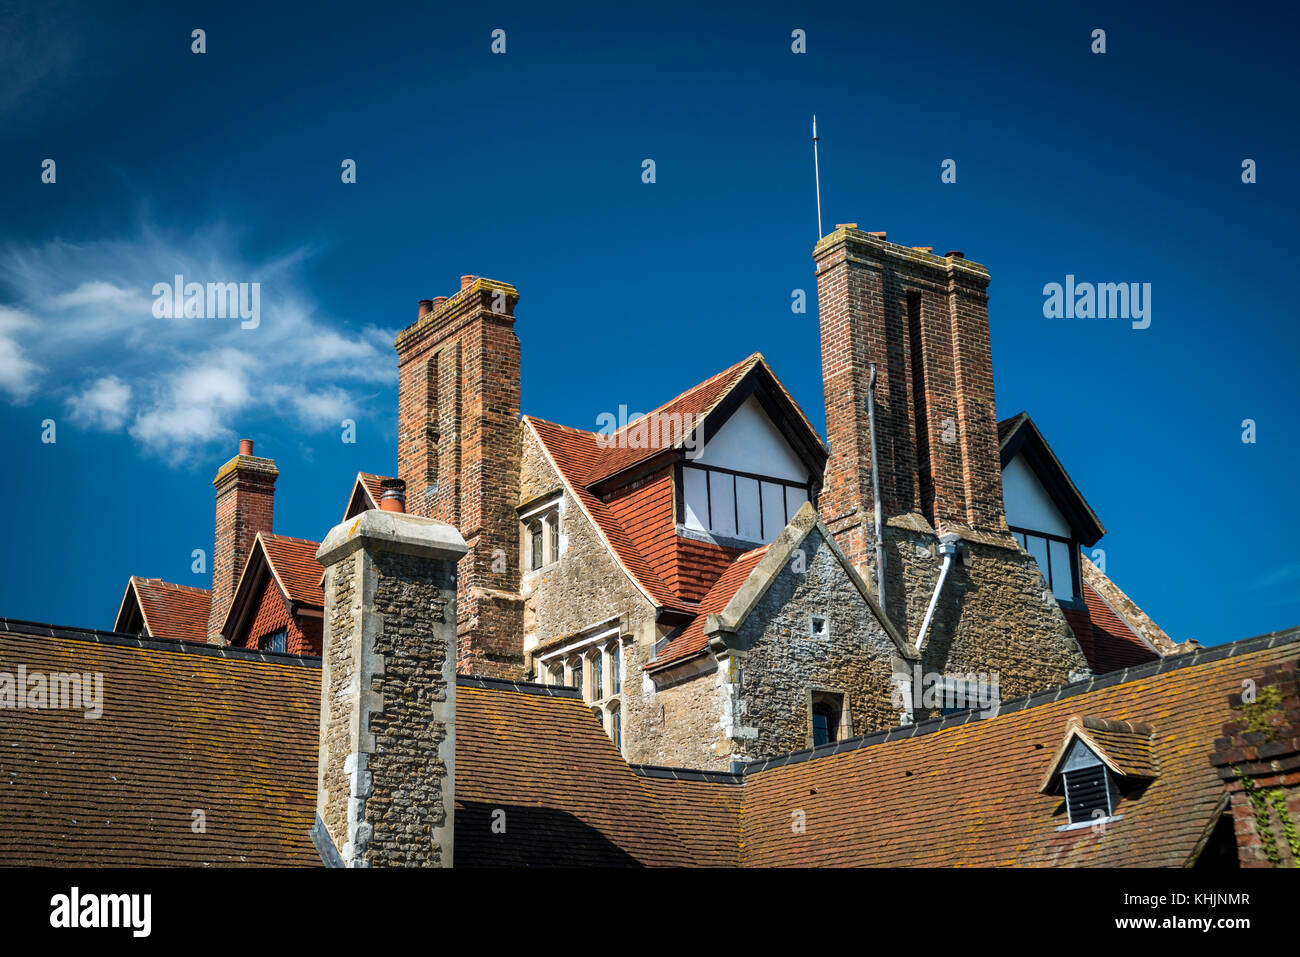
[
  {"left": 590, "top": 649, "right": 604, "bottom": 700},
  {"left": 610, "top": 642, "right": 621, "bottom": 695},
  {"left": 569, "top": 658, "right": 583, "bottom": 699}
]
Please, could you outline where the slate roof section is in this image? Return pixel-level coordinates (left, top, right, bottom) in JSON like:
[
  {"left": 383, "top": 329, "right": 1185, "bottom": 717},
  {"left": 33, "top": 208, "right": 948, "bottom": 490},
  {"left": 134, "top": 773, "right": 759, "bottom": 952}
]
[{"left": 113, "top": 577, "right": 212, "bottom": 644}]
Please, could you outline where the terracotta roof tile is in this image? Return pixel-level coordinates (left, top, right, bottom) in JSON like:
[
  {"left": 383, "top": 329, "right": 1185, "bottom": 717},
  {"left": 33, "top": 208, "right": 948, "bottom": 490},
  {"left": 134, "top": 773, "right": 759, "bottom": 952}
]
[
  {"left": 648, "top": 545, "right": 769, "bottom": 671},
  {"left": 0, "top": 627, "right": 320, "bottom": 866},
  {"left": 1063, "top": 581, "right": 1158, "bottom": 675},
  {"left": 584, "top": 354, "right": 763, "bottom": 484},
  {"left": 454, "top": 681, "right": 699, "bottom": 866},
  {"left": 738, "top": 632, "right": 1300, "bottom": 866},
  {"left": 527, "top": 417, "right": 688, "bottom": 612},
  {"left": 259, "top": 534, "right": 324, "bottom": 609},
  {"left": 122, "top": 578, "right": 211, "bottom": 644}
]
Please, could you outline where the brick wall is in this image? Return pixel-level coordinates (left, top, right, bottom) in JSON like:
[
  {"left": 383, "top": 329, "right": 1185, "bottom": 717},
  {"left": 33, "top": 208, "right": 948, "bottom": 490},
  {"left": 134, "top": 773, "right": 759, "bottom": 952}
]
[
  {"left": 238, "top": 576, "right": 320, "bottom": 656},
  {"left": 1211, "top": 658, "right": 1300, "bottom": 867},
  {"left": 815, "top": 227, "right": 1004, "bottom": 567},
  {"left": 395, "top": 278, "right": 524, "bottom": 677},
  {"left": 207, "top": 446, "right": 277, "bottom": 643}
]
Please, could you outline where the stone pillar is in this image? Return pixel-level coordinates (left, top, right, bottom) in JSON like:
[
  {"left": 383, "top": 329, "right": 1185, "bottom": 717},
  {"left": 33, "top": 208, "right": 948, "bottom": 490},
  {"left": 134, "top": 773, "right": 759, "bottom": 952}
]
[
  {"left": 1210, "top": 658, "right": 1300, "bottom": 868},
  {"left": 313, "top": 510, "right": 467, "bottom": 867}
]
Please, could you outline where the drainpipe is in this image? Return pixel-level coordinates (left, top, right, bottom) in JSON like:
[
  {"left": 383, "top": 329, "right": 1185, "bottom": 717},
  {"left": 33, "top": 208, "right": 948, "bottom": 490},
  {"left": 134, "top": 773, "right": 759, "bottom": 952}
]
[
  {"left": 916, "top": 534, "right": 961, "bottom": 652},
  {"left": 867, "top": 363, "right": 887, "bottom": 619}
]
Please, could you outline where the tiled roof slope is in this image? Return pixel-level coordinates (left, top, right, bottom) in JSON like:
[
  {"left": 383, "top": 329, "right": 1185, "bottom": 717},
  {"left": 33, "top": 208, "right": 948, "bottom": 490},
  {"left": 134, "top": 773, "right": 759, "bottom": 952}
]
[
  {"left": 738, "top": 628, "right": 1300, "bottom": 867},
  {"left": 259, "top": 534, "right": 325, "bottom": 608},
  {"left": 648, "top": 545, "right": 769, "bottom": 671},
  {"left": 584, "top": 353, "right": 761, "bottom": 484},
  {"left": 525, "top": 353, "right": 823, "bottom": 618},
  {"left": 357, "top": 472, "right": 391, "bottom": 508},
  {"left": 526, "top": 417, "right": 688, "bottom": 612},
  {"left": 632, "top": 766, "right": 744, "bottom": 867},
  {"left": 0, "top": 625, "right": 705, "bottom": 867},
  {"left": 7, "top": 620, "right": 1287, "bottom": 867},
  {"left": 1063, "top": 581, "right": 1158, "bottom": 674},
  {"left": 120, "top": 577, "right": 211, "bottom": 643},
  {"left": 454, "top": 678, "right": 699, "bottom": 866},
  {"left": 0, "top": 624, "right": 320, "bottom": 866}
]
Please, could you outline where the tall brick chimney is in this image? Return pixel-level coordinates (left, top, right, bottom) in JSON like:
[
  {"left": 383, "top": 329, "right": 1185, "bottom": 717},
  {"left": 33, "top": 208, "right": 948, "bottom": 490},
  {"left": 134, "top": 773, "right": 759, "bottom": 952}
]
[
  {"left": 208, "top": 438, "right": 277, "bottom": 643},
  {"left": 815, "top": 226, "right": 1005, "bottom": 572},
  {"left": 395, "top": 277, "right": 524, "bottom": 677},
  {"left": 313, "top": 509, "right": 467, "bottom": 866},
  {"left": 813, "top": 227, "right": 1087, "bottom": 695}
]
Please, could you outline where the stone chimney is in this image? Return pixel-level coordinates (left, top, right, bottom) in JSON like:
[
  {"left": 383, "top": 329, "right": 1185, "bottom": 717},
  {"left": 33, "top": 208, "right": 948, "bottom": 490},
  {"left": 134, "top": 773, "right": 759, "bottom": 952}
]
[
  {"left": 313, "top": 509, "right": 467, "bottom": 867},
  {"left": 394, "top": 277, "right": 524, "bottom": 677},
  {"left": 208, "top": 438, "right": 277, "bottom": 643}
]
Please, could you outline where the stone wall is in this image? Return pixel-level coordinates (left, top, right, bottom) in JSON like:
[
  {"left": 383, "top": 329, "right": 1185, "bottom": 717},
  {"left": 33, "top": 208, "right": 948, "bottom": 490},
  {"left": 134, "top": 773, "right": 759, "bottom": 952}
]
[
  {"left": 362, "top": 549, "right": 456, "bottom": 865},
  {"left": 729, "top": 527, "right": 902, "bottom": 759},
  {"left": 318, "top": 553, "right": 356, "bottom": 850},
  {"left": 315, "top": 511, "right": 465, "bottom": 867},
  {"left": 519, "top": 423, "right": 659, "bottom": 757}
]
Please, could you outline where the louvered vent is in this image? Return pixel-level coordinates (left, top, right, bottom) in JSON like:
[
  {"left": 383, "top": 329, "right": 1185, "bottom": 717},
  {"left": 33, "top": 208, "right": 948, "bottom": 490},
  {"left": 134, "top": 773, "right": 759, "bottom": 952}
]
[{"left": 1063, "top": 765, "right": 1111, "bottom": 824}]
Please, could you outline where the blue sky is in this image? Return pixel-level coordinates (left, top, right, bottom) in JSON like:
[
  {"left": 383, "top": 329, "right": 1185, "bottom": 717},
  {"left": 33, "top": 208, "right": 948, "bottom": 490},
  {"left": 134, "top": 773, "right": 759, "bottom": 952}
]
[{"left": 0, "top": 0, "right": 1296, "bottom": 645}]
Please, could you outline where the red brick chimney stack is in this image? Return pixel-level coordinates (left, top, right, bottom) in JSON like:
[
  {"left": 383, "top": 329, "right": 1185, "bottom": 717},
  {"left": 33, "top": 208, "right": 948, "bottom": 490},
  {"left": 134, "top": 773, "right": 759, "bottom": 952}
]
[
  {"left": 815, "top": 226, "right": 1005, "bottom": 572},
  {"left": 394, "top": 276, "right": 524, "bottom": 677},
  {"left": 208, "top": 437, "right": 278, "bottom": 643}
]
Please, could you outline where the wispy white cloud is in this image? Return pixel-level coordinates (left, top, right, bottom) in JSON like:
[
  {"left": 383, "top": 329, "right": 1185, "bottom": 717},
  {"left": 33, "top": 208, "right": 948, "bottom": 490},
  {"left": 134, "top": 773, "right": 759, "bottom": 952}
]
[
  {"left": 67, "top": 375, "right": 131, "bottom": 429},
  {"left": 0, "top": 224, "right": 396, "bottom": 464},
  {"left": 0, "top": 306, "right": 41, "bottom": 401}
]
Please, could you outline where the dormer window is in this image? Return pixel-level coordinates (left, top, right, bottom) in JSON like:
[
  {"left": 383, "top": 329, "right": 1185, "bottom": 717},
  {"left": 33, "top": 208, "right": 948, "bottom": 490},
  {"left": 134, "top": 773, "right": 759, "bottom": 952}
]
[
  {"left": 1059, "top": 743, "right": 1115, "bottom": 826},
  {"left": 1040, "top": 716, "right": 1158, "bottom": 830}
]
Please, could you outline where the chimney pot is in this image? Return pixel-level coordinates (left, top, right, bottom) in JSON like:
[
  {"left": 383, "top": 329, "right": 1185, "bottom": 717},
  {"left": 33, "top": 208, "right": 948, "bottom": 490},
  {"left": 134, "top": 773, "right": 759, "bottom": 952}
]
[
  {"left": 460, "top": 275, "right": 476, "bottom": 291},
  {"left": 946, "top": 250, "right": 965, "bottom": 259},
  {"left": 418, "top": 299, "right": 434, "bottom": 319},
  {"left": 239, "top": 439, "right": 254, "bottom": 456},
  {"left": 432, "top": 296, "right": 448, "bottom": 308},
  {"left": 379, "top": 478, "right": 408, "bottom": 513}
]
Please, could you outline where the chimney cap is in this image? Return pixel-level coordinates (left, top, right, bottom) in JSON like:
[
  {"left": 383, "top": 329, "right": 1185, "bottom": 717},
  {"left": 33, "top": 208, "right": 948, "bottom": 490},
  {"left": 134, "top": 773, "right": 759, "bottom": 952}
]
[
  {"left": 945, "top": 250, "right": 965, "bottom": 259},
  {"left": 239, "top": 438, "right": 254, "bottom": 456},
  {"left": 379, "top": 478, "right": 408, "bottom": 513},
  {"left": 835, "top": 222, "right": 858, "bottom": 230},
  {"left": 868, "top": 231, "right": 887, "bottom": 240}
]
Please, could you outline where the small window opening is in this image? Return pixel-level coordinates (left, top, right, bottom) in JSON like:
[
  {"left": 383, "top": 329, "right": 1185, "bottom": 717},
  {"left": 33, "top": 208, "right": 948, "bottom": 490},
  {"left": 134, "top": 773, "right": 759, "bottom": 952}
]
[{"left": 810, "top": 614, "right": 828, "bottom": 638}]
